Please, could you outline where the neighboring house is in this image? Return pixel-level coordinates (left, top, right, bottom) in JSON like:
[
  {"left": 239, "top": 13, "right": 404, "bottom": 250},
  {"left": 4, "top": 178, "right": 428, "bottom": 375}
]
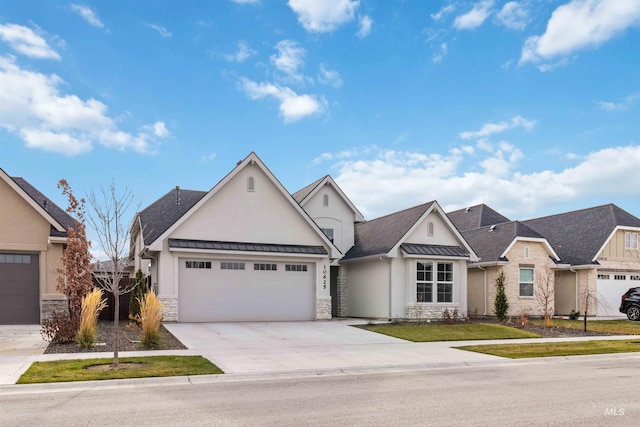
[
  {"left": 449, "top": 203, "right": 640, "bottom": 318},
  {"left": 130, "top": 152, "right": 341, "bottom": 322},
  {"left": 341, "top": 202, "right": 479, "bottom": 320},
  {"left": 0, "top": 168, "right": 75, "bottom": 324},
  {"left": 292, "top": 175, "right": 365, "bottom": 317}
]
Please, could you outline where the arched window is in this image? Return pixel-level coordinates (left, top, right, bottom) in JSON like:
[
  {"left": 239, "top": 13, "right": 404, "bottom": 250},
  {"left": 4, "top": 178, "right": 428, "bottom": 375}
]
[
  {"left": 247, "top": 176, "right": 255, "bottom": 192},
  {"left": 427, "top": 222, "right": 434, "bottom": 236},
  {"left": 323, "top": 194, "right": 329, "bottom": 206}
]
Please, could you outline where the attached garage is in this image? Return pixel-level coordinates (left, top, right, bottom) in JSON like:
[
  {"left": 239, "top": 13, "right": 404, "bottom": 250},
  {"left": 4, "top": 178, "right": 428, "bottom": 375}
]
[
  {"left": 596, "top": 272, "right": 640, "bottom": 317},
  {"left": 178, "top": 258, "right": 316, "bottom": 322},
  {"left": 0, "top": 253, "right": 40, "bottom": 324}
]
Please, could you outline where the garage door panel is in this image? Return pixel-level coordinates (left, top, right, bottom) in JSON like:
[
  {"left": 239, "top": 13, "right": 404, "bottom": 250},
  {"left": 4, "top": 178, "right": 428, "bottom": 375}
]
[
  {"left": 596, "top": 275, "right": 640, "bottom": 317},
  {"left": 0, "top": 253, "right": 40, "bottom": 324},
  {"left": 179, "top": 259, "right": 315, "bottom": 322}
]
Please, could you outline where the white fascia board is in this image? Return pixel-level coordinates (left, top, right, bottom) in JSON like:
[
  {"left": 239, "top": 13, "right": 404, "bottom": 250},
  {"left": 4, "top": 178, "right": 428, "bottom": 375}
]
[
  {"left": 469, "top": 261, "right": 509, "bottom": 268},
  {"left": 500, "top": 236, "right": 561, "bottom": 261},
  {"left": 168, "top": 247, "right": 328, "bottom": 258},
  {"left": 339, "top": 253, "right": 389, "bottom": 264},
  {"left": 48, "top": 236, "right": 68, "bottom": 244},
  {"left": 592, "top": 226, "right": 640, "bottom": 262},
  {"left": 0, "top": 168, "right": 66, "bottom": 232}
]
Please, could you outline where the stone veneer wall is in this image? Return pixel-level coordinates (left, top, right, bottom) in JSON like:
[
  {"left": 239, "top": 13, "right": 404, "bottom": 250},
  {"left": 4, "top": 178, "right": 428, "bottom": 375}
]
[
  {"left": 337, "top": 276, "right": 348, "bottom": 317},
  {"left": 316, "top": 298, "right": 332, "bottom": 320},
  {"left": 405, "top": 304, "right": 461, "bottom": 320},
  {"left": 160, "top": 297, "right": 178, "bottom": 322},
  {"left": 41, "top": 298, "right": 69, "bottom": 321}
]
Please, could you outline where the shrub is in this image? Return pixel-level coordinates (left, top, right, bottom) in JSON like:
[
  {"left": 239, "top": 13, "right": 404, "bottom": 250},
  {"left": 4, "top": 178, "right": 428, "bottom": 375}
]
[
  {"left": 494, "top": 271, "right": 509, "bottom": 322},
  {"left": 128, "top": 269, "right": 146, "bottom": 319},
  {"left": 41, "top": 311, "right": 77, "bottom": 343},
  {"left": 569, "top": 310, "right": 580, "bottom": 320},
  {"left": 133, "top": 290, "right": 165, "bottom": 349},
  {"left": 516, "top": 310, "right": 529, "bottom": 329},
  {"left": 76, "top": 288, "right": 107, "bottom": 348}
]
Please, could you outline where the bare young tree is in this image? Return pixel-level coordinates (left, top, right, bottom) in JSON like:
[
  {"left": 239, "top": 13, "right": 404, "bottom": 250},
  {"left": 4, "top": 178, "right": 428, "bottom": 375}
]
[
  {"left": 87, "top": 181, "right": 137, "bottom": 366},
  {"left": 535, "top": 268, "right": 555, "bottom": 327}
]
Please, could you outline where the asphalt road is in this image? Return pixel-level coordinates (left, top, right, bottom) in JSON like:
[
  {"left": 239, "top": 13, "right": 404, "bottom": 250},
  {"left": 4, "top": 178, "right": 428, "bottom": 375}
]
[{"left": 1, "top": 355, "right": 638, "bottom": 426}]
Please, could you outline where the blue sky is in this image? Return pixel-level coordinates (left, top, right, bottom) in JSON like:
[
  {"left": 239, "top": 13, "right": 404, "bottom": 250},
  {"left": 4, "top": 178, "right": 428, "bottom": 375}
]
[{"left": 1, "top": 0, "right": 640, "bottom": 258}]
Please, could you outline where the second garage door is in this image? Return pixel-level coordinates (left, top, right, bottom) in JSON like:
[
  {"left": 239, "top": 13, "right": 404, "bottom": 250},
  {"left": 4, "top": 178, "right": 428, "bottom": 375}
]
[
  {"left": 178, "top": 259, "right": 315, "bottom": 322},
  {"left": 596, "top": 273, "right": 640, "bottom": 317}
]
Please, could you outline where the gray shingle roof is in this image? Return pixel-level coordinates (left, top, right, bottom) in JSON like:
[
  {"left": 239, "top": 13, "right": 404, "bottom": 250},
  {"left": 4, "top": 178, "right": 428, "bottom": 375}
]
[
  {"left": 344, "top": 202, "right": 435, "bottom": 260},
  {"left": 522, "top": 204, "right": 640, "bottom": 265},
  {"left": 12, "top": 177, "right": 75, "bottom": 237},
  {"left": 461, "top": 221, "right": 544, "bottom": 263},
  {"left": 400, "top": 243, "right": 469, "bottom": 258},
  {"left": 292, "top": 175, "right": 328, "bottom": 203},
  {"left": 447, "top": 204, "right": 511, "bottom": 232},
  {"left": 139, "top": 188, "right": 207, "bottom": 245},
  {"left": 169, "top": 239, "right": 327, "bottom": 255}
]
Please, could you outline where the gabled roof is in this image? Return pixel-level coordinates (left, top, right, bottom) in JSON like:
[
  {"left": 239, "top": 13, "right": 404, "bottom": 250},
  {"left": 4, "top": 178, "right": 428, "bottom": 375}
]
[
  {"left": 140, "top": 152, "right": 341, "bottom": 258},
  {"left": 0, "top": 168, "right": 74, "bottom": 237},
  {"left": 461, "top": 221, "right": 551, "bottom": 263},
  {"left": 138, "top": 188, "right": 206, "bottom": 246},
  {"left": 293, "top": 175, "right": 365, "bottom": 222},
  {"left": 522, "top": 204, "right": 640, "bottom": 265},
  {"left": 447, "top": 204, "right": 511, "bottom": 232}
]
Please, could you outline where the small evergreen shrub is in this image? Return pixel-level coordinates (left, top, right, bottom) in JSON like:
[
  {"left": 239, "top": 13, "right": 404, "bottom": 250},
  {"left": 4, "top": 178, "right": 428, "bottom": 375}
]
[
  {"left": 569, "top": 309, "right": 580, "bottom": 320},
  {"left": 494, "top": 271, "right": 509, "bottom": 322},
  {"left": 76, "top": 288, "right": 107, "bottom": 348},
  {"left": 128, "top": 269, "right": 146, "bottom": 319}
]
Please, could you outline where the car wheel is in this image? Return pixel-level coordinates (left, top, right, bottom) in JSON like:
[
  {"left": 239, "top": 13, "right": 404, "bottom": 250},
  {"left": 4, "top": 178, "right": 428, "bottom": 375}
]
[{"left": 627, "top": 305, "right": 640, "bottom": 321}]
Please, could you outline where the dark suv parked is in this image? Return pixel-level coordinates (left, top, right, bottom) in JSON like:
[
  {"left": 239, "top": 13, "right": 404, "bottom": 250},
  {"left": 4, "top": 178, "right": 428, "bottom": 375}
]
[{"left": 620, "top": 287, "right": 640, "bottom": 321}]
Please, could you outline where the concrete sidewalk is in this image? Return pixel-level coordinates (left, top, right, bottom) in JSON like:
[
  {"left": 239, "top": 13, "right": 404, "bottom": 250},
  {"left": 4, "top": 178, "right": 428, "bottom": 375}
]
[{"left": 1, "top": 320, "right": 639, "bottom": 386}]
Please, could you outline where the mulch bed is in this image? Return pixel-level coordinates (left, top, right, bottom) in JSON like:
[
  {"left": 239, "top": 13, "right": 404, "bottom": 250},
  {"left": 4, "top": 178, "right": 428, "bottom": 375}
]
[
  {"left": 44, "top": 321, "right": 186, "bottom": 354},
  {"left": 474, "top": 317, "right": 615, "bottom": 338}
]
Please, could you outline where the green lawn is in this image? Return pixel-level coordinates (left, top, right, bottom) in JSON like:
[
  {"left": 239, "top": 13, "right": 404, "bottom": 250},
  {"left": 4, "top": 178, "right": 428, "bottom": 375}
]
[
  {"left": 18, "top": 356, "right": 223, "bottom": 384},
  {"left": 530, "top": 319, "right": 640, "bottom": 335},
  {"left": 457, "top": 339, "right": 640, "bottom": 359},
  {"left": 360, "top": 323, "right": 540, "bottom": 342}
]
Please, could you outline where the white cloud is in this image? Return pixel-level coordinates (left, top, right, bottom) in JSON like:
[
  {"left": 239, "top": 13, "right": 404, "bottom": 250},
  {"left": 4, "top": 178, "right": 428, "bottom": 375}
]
[
  {"left": 239, "top": 78, "right": 326, "bottom": 122},
  {"left": 495, "top": 1, "right": 528, "bottom": 30},
  {"left": 145, "top": 23, "right": 172, "bottom": 38},
  {"left": 459, "top": 115, "right": 536, "bottom": 140},
  {"left": 325, "top": 144, "right": 640, "bottom": 220},
  {"left": 270, "top": 40, "right": 306, "bottom": 81},
  {"left": 520, "top": 0, "right": 640, "bottom": 67},
  {"left": 288, "top": 0, "right": 359, "bottom": 33},
  {"left": 69, "top": 4, "right": 105, "bottom": 28},
  {"left": 596, "top": 94, "right": 638, "bottom": 111},
  {"left": 431, "top": 4, "right": 456, "bottom": 21},
  {"left": 0, "top": 24, "right": 60, "bottom": 60},
  {"left": 224, "top": 41, "right": 256, "bottom": 62},
  {"left": 201, "top": 152, "right": 217, "bottom": 162},
  {"left": 453, "top": 0, "right": 494, "bottom": 30},
  {"left": 433, "top": 42, "right": 448, "bottom": 63},
  {"left": 0, "top": 55, "right": 167, "bottom": 156},
  {"left": 357, "top": 15, "right": 373, "bottom": 37},
  {"left": 318, "top": 64, "right": 343, "bottom": 88}
]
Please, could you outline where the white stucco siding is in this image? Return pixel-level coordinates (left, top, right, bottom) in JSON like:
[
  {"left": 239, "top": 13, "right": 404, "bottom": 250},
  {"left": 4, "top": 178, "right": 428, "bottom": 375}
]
[
  {"left": 303, "top": 185, "right": 356, "bottom": 253},
  {"left": 390, "top": 257, "right": 407, "bottom": 318},
  {"left": 403, "top": 212, "right": 460, "bottom": 247},
  {"left": 347, "top": 258, "right": 390, "bottom": 318},
  {"left": 173, "top": 164, "right": 322, "bottom": 246}
]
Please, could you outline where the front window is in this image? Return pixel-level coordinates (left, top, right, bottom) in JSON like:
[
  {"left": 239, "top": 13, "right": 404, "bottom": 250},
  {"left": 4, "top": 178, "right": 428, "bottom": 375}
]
[
  {"left": 416, "top": 261, "right": 453, "bottom": 303},
  {"left": 437, "top": 262, "right": 453, "bottom": 303},
  {"left": 416, "top": 262, "right": 433, "bottom": 303},
  {"left": 625, "top": 232, "right": 638, "bottom": 249},
  {"left": 320, "top": 228, "right": 334, "bottom": 243},
  {"left": 519, "top": 268, "right": 534, "bottom": 297}
]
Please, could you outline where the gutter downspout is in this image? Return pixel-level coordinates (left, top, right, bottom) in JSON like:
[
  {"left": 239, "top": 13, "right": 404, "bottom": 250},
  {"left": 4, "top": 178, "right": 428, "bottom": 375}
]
[
  {"left": 478, "top": 265, "right": 487, "bottom": 316},
  {"left": 387, "top": 257, "right": 393, "bottom": 320},
  {"left": 570, "top": 268, "right": 579, "bottom": 312}
]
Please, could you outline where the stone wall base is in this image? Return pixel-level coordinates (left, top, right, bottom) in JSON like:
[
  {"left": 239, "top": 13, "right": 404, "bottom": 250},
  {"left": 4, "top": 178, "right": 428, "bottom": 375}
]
[
  {"left": 41, "top": 298, "right": 69, "bottom": 322},
  {"left": 316, "top": 298, "right": 332, "bottom": 320},
  {"left": 337, "top": 276, "right": 348, "bottom": 317},
  {"left": 405, "top": 304, "right": 461, "bottom": 320},
  {"left": 159, "top": 297, "right": 178, "bottom": 322}
]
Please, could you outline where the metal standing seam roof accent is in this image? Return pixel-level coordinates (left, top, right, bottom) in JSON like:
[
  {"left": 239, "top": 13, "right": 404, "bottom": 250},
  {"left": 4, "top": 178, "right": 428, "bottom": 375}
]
[
  {"left": 168, "top": 239, "right": 328, "bottom": 255},
  {"left": 400, "top": 244, "right": 470, "bottom": 258}
]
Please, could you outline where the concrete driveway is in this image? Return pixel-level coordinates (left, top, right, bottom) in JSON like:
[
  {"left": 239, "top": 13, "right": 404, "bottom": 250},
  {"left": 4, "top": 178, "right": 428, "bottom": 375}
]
[
  {"left": 164, "top": 320, "right": 501, "bottom": 374},
  {"left": 0, "top": 325, "right": 48, "bottom": 356}
]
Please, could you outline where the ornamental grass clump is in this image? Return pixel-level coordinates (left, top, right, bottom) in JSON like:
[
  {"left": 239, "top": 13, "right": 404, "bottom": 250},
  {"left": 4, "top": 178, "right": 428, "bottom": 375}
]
[
  {"left": 137, "top": 290, "right": 164, "bottom": 349},
  {"left": 77, "top": 288, "right": 107, "bottom": 348}
]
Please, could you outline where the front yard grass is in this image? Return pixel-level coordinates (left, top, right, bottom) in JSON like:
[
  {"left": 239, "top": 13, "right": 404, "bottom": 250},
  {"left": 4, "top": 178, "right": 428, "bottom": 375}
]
[
  {"left": 531, "top": 319, "right": 640, "bottom": 335},
  {"left": 18, "top": 356, "right": 223, "bottom": 384},
  {"left": 361, "top": 323, "right": 540, "bottom": 342},
  {"left": 457, "top": 339, "right": 640, "bottom": 359}
]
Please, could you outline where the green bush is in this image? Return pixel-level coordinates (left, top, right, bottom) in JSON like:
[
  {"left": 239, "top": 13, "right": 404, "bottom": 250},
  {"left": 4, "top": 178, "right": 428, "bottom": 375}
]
[
  {"left": 129, "top": 269, "right": 146, "bottom": 319},
  {"left": 494, "top": 271, "right": 509, "bottom": 321}
]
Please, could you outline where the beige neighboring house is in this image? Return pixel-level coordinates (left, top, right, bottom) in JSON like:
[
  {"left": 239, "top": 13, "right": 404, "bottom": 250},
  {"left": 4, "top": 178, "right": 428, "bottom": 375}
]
[
  {"left": 0, "top": 168, "right": 75, "bottom": 324},
  {"left": 449, "top": 204, "right": 640, "bottom": 318}
]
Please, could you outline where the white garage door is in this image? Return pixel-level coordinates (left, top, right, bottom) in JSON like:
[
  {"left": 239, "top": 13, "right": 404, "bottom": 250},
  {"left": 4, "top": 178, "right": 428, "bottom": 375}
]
[
  {"left": 596, "top": 273, "right": 640, "bottom": 317},
  {"left": 178, "top": 258, "right": 315, "bottom": 322}
]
